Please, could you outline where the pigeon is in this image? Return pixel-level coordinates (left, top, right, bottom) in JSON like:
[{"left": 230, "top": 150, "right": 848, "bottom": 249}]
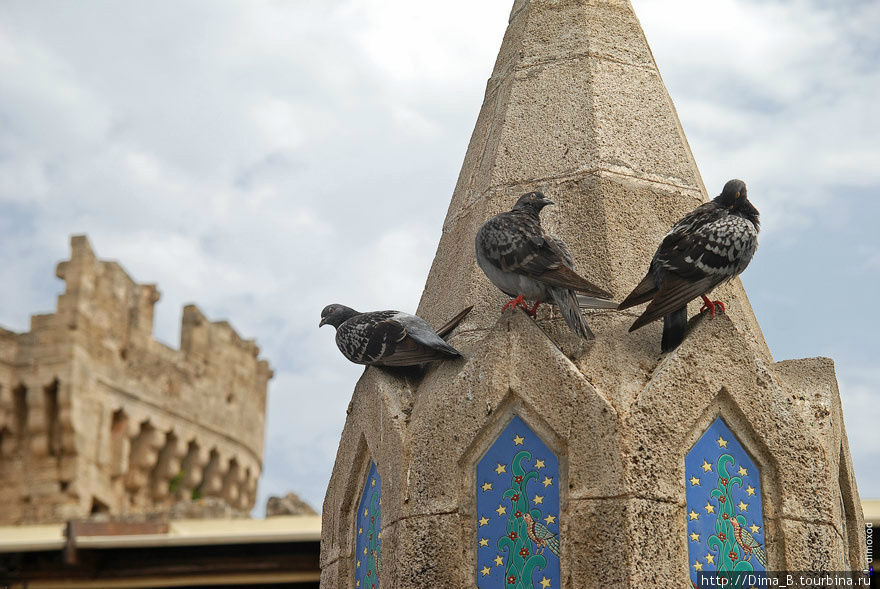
[
  {"left": 319, "top": 304, "right": 472, "bottom": 367},
  {"left": 619, "top": 179, "right": 760, "bottom": 352},
  {"left": 475, "top": 191, "right": 614, "bottom": 339}
]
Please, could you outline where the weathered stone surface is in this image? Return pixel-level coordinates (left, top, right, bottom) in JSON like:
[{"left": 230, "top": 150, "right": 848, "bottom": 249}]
[
  {"left": 0, "top": 236, "right": 272, "bottom": 524},
  {"left": 321, "top": 0, "right": 866, "bottom": 585},
  {"left": 267, "top": 491, "right": 318, "bottom": 517}
]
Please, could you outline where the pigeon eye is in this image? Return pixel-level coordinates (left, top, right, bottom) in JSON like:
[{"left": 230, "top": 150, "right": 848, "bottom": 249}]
[{"left": 735, "top": 191, "right": 741, "bottom": 199}]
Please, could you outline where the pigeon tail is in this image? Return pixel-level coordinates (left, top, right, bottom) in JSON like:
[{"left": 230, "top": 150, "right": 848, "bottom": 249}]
[
  {"left": 576, "top": 295, "right": 619, "bottom": 310},
  {"left": 550, "top": 287, "right": 594, "bottom": 340},
  {"left": 435, "top": 305, "right": 473, "bottom": 339},
  {"left": 618, "top": 272, "right": 657, "bottom": 310},
  {"left": 661, "top": 307, "right": 687, "bottom": 352}
]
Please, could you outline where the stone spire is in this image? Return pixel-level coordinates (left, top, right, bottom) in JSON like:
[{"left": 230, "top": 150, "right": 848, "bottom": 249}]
[{"left": 320, "top": 2, "right": 866, "bottom": 586}]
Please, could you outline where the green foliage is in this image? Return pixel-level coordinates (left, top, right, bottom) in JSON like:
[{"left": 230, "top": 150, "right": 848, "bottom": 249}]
[
  {"left": 168, "top": 470, "right": 185, "bottom": 493},
  {"left": 497, "top": 450, "right": 547, "bottom": 589},
  {"left": 364, "top": 491, "right": 381, "bottom": 582},
  {"left": 707, "top": 454, "right": 753, "bottom": 586}
]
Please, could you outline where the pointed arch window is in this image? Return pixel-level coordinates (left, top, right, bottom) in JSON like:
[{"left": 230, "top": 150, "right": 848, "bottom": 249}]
[
  {"left": 686, "top": 417, "right": 767, "bottom": 584},
  {"left": 476, "top": 415, "right": 560, "bottom": 588}
]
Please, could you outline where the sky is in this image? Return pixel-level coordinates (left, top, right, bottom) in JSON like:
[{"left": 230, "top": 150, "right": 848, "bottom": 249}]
[{"left": 0, "top": 0, "right": 877, "bottom": 514}]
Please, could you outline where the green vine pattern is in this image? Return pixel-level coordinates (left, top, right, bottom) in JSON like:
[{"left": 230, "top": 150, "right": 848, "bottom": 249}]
[
  {"left": 497, "top": 450, "right": 548, "bottom": 589},
  {"left": 707, "top": 453, "right": 753, "bottom": 584}
]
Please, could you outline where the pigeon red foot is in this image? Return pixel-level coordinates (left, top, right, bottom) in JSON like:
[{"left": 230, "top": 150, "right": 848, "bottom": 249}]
[
  {"left": 501, "top": 295, "right": 529, "bottom": 313},
  {"left": 525, "top": 301, "right": 541, "bottom": 317},
  {"left": 700, "top": 295, "right": 726, "bottom": 318}
]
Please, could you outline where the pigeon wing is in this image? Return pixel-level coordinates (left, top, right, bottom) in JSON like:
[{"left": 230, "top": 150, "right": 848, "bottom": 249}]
[
  {"left": 435, "top": 305, "right": 473, "bottom": 339},
  {"left": 372, "top": 313, "right": 461, "bottom": 367},
  {"left": 336, "top": 311, "right": 407, "bottom": 364}
]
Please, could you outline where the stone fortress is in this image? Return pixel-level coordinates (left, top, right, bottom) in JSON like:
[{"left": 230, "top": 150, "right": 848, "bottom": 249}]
[
  {"left": 0, "top": 235, "right": 272, "bottom": 524},
  {"left": 321, "top": 0, "right": 868, "bottom": 587}
]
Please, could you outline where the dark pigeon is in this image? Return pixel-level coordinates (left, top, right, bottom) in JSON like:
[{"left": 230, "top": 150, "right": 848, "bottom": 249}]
[
  {"left": 319, "top": 304, "right": 472, "bottom": 367},
  {"left": 475, "top": 191, "right": 614, "bottom": 339},
  {"left": 619, "top": 179, "right": 760, "bottom": 352}
]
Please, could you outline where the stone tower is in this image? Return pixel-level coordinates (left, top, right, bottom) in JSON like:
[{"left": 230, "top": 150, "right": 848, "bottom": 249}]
[
  {"left": 320, "top": 1, "right": 867, "bottom": 587},
  {"left": 0, "top": 236, "right": 272, "bottom": 524}
]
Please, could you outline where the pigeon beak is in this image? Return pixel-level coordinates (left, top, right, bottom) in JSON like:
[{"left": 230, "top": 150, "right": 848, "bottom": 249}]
[
  {"left": 319, "top": 317, "right": 327, "bottom": 327},
  {"left": 542, "top": 199, "right": 555, "bottom": 207}
]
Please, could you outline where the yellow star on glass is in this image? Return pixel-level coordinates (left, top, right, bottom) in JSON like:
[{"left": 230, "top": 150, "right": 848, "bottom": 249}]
[
  {"left": 746, "top": 485, "right": 755, "bottom": 496},
  {"left": 540, "top": 577, "right": 552, "bottom": 588},
  {"left": 481, "top": 566, "right": 491, "bottom": 577},
  {"left": 688, "top": 510, "right": 699, "bottom": 521},
  {"left": 690, "top": 532, "right": 700, "bottom": 542},
  {"left": 356, "top": 581, "right": 360, "bottom": 588},
  {"left": 513, "top": 434, "right": 525, "bottom": 446},
  {"left": 690, "top": 476, "right": 701, "bottom": 486},
  {"left": 363, "top": 546, "right": 368, "bottom": 555},
  {"left": 701, "top": 460, "right": 712, "bottom": 472},
  {"left": 704, "top": 502, "right": 715, "bottom": 514},
  {"left": 705, "top": 553, "right": 715, "bottom": 565},
  {"left": 363, "top": 508, "right": 368, "bottom": 516},
  {"left": 358, "top": 527, "right": 363, "bottom": 535},
  {"left": 693, "top": 561, "right": 703, "bottom": 572},
  {"left": 533, "top": 495, "right": 544, "bottom": 505},
  {"left": 544, "top": 515, "right": 556, "bottom": 525},
  {"left": 535, "top": 459, "right": 545, "bottom": 469},
  {"left": 479, "top": 516, "right": 490, "bottom": 527},
  {"left": 494, "top": 555, "right": 504, "bottom": 566},
  {"left": 496, "top": 505, "right": 506, "bottom": 516},
  {"left": 738, "top": 466, "right": 748, "bottom": 477},
  {"left": 371, "top": 479, "right": 376, "bottom": 486},
  {"left": 378, "top": 532, "right": 382, "bottom": 539},
  {"left": 717, "top": 436, "right": 728, "bottom": 448},
  {"left": 495, "top": 463, "right": 506, "bottom": 475},
  {"left": 356, "top": 560, "right": 361, "bottom": 568},
  {"left": 738, "top": 501, "right": 748, "bottom": 512},
  {"left": 482, "top": 482, "right": 493, "bottom": 492},
  {"left": 542, "top": 477, "right": 553, "bottom": 488},
  {"left": 479, "top": 537, "right": 489, "bottom": 547},
  {"left": 750, "top": 524, "right": 760, "bottom": 534}
]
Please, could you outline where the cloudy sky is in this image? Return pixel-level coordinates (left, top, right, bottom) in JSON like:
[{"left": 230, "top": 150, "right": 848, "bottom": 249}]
[{"left": 0, "top": 0, "right": 877, "bottom": 513}]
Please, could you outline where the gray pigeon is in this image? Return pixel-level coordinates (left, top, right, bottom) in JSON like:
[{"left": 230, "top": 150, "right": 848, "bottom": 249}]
[
  {"left": 475, "top": 191, "right": 614, "bottom": 339},
  {"left": 619, "top": 179, "right": 760, "bottom": 352},
  {"left": 319, "top": 304, "right": 472, "bottom": 367}
]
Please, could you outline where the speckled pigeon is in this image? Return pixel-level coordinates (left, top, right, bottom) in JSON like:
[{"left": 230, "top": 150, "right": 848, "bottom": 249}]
[
  {"left": 475, "top": 191, "right": 614, "bottom": 339},
  {"left": 619, "top": 179, "right": 760, "bottom": 352},
  {"left": 319, "top": 304, "right": 472, "bottom": 367}
]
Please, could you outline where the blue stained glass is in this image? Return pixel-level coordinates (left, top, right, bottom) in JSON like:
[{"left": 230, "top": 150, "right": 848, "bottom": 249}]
[
  {"left": 355, "top": 461, "right": 381, "bottom": 588},
  {"left": 476, "top": 415, "right": 560, "bottom": 589},
  {"left": 686, "top": 418, "right": 767, "bottom": 586}
]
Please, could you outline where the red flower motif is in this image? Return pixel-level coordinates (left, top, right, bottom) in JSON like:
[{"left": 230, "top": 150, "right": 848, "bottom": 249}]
[
  {"left": 722, "top": 513, "right": 729, "bottom": 520},
  {"left": 367, "top": 570, "right": 372, "bottom": 577},
  {"left": 509, "top": 531, "right": 518, "bottom": 540},
  {"left": 507, "top": 575, "right": 517, "bottom": 584},
  {"left": 514, "top": 476, "right": 523, "bottom": 483},
  {"left": 511, "top": 494, "right": 520, "bottom": 502},
  {"left": 515, "top": 511, "right": 523, "bottom": 518},
  {"left": 520, "top": 547, "right": 530, "bottom": 557},
  {"left": 720, "top": 477, "right": 728, "bottom": 486},
  {"left": 729, "top": 550, "right": 738, "bottom": 561},
  {"left": 718, "top": 533, "right": 726, "bottom": 541},
  {"left": 718, "top": 496, "right": 726, "bottom": 503}
]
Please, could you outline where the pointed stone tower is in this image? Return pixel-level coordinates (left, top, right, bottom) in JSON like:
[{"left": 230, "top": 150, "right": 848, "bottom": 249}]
[{"left": 320, "top": 2, "right": 867, "bottom": 587}]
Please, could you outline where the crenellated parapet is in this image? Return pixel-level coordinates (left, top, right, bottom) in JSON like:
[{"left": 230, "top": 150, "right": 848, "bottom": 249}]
[{"left": 0, "top": 235, "right": 272, "bottom": 524}]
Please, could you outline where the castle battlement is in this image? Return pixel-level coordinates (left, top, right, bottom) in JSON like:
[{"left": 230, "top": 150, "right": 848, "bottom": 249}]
[{"left": 0, "top": 235, "right": 273, "bottom": 524}]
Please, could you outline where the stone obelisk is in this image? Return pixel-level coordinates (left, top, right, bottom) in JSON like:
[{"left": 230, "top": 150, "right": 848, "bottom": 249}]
[{"left": 320, "top": 1, "right": 867, "bottom": 587}]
